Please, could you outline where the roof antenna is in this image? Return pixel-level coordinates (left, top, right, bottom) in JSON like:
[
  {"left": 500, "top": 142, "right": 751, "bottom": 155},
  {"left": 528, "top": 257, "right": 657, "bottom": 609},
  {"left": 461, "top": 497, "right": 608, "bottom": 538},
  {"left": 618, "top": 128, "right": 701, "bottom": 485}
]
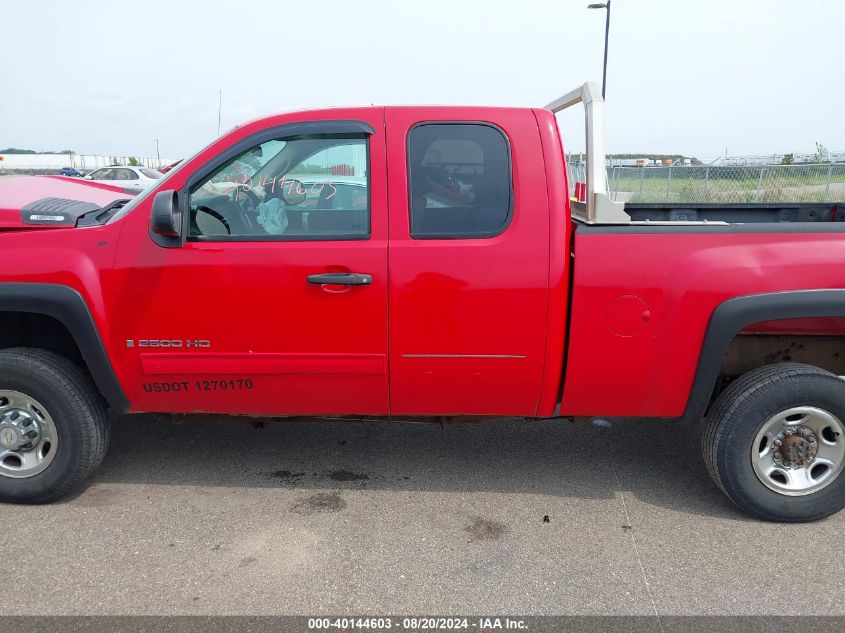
[{"left": 217, "top": 89, "right": 222, "bottom": 137}]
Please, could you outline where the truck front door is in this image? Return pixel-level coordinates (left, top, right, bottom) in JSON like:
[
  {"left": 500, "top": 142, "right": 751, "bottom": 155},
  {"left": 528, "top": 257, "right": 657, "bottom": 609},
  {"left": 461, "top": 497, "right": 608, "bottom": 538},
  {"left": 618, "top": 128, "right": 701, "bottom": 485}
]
[{"left": 110, "top": 113, "right": 389, "bottom": 415}]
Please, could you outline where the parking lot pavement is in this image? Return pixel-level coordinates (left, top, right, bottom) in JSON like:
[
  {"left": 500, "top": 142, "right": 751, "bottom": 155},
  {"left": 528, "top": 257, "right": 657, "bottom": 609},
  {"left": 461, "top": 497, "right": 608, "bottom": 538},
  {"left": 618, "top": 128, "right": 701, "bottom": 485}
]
[{"left": 1, "top": 414, "right": 843, "bottom": 616}]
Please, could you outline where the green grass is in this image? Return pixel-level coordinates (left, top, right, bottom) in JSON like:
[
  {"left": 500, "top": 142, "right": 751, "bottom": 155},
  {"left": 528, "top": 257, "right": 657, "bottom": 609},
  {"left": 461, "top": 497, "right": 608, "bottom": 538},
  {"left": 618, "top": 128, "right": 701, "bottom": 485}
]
[{"left": 601, "top": 166, "right": 845, "bottom": 203}]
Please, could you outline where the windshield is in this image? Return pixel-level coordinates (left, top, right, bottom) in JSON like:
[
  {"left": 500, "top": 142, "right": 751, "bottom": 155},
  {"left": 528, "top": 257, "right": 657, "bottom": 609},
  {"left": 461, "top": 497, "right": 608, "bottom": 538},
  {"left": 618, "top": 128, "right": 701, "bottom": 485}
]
[{"left": 107, "top": 135, "right": 221, "bottom": 223}]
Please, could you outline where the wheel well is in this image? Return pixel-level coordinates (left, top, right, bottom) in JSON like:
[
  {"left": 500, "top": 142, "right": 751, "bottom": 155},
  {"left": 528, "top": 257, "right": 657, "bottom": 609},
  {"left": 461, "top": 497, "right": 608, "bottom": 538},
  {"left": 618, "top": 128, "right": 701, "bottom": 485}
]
[
  {"left": 683, "top": 291, "right": 845, "bottom": 423},
  {"left": 0, "top": 310, "right": 87, "bottom": 376},
  {"left": 0, "top": 284, "right": 128, "bottom": 412},
  {"left": 715, "top": 333, "right": 845, "bottom": 401}
]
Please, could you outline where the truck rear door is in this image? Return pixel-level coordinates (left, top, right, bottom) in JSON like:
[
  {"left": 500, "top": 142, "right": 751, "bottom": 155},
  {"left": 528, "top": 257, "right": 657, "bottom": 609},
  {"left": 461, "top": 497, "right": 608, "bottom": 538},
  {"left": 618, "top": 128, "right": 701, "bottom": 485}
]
[{"left": 385, "top": 107, "right": 551, "bottom": 416}]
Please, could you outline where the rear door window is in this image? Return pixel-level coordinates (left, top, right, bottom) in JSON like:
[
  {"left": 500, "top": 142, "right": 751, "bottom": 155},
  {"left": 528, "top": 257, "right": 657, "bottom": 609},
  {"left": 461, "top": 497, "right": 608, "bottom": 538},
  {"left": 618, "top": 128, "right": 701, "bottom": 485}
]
[
  {"left": 90, "top": 168, "right": 113, "bottom": 180},
  {"left": 407, "top": 123, "right": 512, "bottom": 239},
  {"left": 114, "top": 168, "right": 136, "bottom": 180}
]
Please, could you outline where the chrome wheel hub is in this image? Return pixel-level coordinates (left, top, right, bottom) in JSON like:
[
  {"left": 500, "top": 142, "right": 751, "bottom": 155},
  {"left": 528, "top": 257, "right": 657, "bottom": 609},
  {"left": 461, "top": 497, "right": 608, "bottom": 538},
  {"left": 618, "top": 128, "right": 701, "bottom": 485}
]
[
  {"left": 752, "top": 406, "right": 845, "bottom": 496},
  {"left": 771, "top": 426, "right": 817, "bottom": 468},
  {"left": 0, "top": 409, "right": 42, "bottom": 450},
  {"left": 0, "top": 390, "right": 58, "bottom": 479}
]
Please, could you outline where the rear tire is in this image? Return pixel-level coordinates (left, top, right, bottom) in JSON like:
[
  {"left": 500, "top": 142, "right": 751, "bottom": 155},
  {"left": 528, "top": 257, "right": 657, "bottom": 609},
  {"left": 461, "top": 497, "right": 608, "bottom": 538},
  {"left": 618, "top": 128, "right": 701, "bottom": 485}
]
[
  {"left": 702, "top": 362, "right": 845, "bottom": 522},
  {"left": 0, "top": 348, "right": 109, "bottom": 504}
]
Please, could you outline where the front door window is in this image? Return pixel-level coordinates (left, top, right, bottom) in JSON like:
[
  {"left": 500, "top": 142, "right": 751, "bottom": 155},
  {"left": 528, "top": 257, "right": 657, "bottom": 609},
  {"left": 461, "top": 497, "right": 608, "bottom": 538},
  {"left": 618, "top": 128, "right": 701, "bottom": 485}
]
[{"left": 188, "top": 136, "right": 369, "bottom": 240}]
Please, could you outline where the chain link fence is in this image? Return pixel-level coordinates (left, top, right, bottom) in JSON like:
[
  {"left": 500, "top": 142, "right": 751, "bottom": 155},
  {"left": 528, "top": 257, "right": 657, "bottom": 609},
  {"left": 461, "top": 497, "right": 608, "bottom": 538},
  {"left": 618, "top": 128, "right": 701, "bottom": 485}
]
[{"left": 568, "top": 162, "right": 845, "bottom": 203}]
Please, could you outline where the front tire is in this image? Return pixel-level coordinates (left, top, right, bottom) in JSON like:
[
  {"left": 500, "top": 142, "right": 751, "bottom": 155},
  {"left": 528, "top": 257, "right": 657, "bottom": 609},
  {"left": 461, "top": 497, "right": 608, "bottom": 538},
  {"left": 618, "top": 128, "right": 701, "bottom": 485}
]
[
  {"left": 703, "top": 362, "right": 845, "bottom": 522},
  {"left": 0, "top": 348, "right": 109, "bottom": 504}
]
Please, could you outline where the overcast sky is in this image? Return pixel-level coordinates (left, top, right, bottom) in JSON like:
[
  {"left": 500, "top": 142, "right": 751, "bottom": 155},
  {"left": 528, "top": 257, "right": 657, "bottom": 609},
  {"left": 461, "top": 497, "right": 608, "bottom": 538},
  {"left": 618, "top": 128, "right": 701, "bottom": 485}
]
[{"left": 2, "top": 0, "right": 843, "bottom": 160}]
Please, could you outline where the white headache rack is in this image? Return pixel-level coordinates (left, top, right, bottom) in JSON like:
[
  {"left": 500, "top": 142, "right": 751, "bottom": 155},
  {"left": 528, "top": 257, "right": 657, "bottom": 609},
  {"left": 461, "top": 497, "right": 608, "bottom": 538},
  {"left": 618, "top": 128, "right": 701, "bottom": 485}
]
[{"left": 545, "top": 82, "right": 630, "bottom": 224}]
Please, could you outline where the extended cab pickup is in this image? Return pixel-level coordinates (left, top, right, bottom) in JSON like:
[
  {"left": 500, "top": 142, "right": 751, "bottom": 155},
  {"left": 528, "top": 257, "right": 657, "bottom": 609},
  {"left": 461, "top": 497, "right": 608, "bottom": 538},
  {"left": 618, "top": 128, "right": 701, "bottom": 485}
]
[{"left": 1, "top": 83, "right": 844, "bottom": 521}]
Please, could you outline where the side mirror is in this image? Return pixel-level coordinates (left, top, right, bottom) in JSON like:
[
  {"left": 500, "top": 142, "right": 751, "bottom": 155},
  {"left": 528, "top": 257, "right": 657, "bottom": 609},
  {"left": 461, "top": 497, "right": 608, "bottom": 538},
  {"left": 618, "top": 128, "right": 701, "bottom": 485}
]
[{"left": 149, "top": 190, "right": 183, "bottom": 247}]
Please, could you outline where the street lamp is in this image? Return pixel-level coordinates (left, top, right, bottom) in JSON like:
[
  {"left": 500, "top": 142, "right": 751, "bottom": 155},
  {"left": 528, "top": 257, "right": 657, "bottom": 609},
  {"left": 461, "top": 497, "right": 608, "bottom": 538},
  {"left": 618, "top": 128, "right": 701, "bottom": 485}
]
[
  {"left": 587, "top": 0, "right": 611, "bottom": 100},
  {"left": 155, "top": 139, "right": 160, "bottom": 167}
]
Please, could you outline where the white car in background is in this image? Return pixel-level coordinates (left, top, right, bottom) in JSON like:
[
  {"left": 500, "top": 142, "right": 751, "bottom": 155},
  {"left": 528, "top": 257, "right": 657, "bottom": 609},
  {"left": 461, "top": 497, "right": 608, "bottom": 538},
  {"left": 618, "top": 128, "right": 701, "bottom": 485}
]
[{"left": 84, "top": 166, "right": 162, "bottom": 189}]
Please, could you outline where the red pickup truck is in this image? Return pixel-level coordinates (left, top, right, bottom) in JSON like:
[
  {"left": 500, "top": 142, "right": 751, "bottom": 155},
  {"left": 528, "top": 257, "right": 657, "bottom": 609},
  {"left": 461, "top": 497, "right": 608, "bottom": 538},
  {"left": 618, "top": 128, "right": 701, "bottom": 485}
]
[{"left": 1, "top": 83, "right": 844, "bottom": 521}]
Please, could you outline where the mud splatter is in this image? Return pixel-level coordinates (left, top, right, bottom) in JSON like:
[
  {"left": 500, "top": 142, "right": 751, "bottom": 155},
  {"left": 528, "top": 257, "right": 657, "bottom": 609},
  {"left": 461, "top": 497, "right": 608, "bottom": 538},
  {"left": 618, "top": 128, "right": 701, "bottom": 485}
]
[
  {"left": 268, "top": 470, "right": 306, "bottom": 483},
  {"left": 465, "top": 517, "right": 508, "bottom": 542},
  {"left": 328, "top": 470, "right": 369, "bottom": 482},
  {"left": 291, "top": 492, "right": 346, "bottom": 515}
]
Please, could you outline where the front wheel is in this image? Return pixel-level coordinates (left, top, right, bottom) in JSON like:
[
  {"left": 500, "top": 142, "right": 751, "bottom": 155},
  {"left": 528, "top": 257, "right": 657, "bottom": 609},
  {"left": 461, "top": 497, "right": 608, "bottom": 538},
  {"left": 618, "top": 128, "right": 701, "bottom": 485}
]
[
  {"left": 0, "top": 348, "right": 109, "bottom": 504},
  {"left": 702, "top": 362, "right": 845, "bottom": 522}
]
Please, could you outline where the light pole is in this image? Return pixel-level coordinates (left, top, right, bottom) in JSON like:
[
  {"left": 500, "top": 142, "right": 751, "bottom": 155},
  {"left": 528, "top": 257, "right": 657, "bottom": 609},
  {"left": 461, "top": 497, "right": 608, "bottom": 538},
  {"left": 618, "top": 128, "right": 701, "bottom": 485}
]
[
  {"left": 587, "top": 1, "right": 611, "bottom": 100},
  {"left": 155, "top": 139, "right": 160, "bottom": 167}
]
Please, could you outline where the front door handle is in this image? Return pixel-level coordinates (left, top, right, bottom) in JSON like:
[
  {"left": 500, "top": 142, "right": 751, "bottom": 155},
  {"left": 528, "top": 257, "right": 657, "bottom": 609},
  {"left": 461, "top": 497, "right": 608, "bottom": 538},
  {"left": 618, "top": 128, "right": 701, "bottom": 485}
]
[{"left": 306, "top": 273, "right": 372, "bottom": 286}]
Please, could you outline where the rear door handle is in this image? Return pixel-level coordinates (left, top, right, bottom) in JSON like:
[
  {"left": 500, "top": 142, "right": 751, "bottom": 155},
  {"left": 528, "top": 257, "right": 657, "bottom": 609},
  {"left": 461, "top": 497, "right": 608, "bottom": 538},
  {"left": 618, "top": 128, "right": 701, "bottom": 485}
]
[{"left": 306, "top": 273, "right": 372, "bottom": 286}]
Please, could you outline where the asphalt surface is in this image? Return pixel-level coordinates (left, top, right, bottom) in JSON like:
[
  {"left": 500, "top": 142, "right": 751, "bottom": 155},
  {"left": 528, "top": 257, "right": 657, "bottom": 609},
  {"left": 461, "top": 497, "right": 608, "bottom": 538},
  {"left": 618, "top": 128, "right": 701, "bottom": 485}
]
[{"left": 0, "top": 414, "right": 843, "bottom": 616}]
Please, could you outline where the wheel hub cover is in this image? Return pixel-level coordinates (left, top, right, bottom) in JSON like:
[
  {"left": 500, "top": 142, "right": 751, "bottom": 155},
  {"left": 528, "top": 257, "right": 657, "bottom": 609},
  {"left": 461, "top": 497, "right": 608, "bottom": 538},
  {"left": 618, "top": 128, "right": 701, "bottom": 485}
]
[
  {"left": 0, "top": 410, "right": 41, "bottom": 451},
  {"left": 0, "top": 426, "right": 19, "bottom": 449},
  {"left": 773, "top": 427, "right": 818, "bottom": 468}
]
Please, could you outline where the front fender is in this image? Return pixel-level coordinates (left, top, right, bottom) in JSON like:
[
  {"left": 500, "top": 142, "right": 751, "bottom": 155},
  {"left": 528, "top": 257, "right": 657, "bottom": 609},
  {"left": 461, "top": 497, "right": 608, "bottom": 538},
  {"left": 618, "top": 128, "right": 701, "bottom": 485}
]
[{"left": 0, "top": 282, "right": 128, "bottom": 412}]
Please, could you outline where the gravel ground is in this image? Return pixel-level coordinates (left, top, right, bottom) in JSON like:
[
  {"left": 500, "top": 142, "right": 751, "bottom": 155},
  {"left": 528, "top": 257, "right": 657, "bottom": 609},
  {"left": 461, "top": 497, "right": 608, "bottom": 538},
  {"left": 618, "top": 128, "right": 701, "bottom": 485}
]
[{"left": 0, "top": 414, "right": 843, "bottom": 616}]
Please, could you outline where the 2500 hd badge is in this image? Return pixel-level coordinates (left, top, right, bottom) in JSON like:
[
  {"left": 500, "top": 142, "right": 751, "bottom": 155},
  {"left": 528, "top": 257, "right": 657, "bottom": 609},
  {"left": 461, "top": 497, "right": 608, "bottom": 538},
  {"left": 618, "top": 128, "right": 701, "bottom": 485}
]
[{"left": 126, "top": 339, "right": 212, "bottom": 348}]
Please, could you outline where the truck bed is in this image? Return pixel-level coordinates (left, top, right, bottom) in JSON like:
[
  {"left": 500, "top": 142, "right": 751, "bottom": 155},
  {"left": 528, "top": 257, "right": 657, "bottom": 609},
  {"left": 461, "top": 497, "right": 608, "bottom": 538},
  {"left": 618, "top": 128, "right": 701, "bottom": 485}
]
[
  {"left": 562, "top": 219, "right": 845, "bottom": 418},
  {"left": 624, "top": 202, "right": 843, "bottom": 224}
]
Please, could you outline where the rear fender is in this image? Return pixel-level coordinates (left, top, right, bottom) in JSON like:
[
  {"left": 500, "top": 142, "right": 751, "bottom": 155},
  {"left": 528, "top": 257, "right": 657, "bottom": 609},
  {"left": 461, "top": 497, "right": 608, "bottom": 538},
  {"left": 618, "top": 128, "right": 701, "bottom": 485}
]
[{"left": 684, "top": 289, "right": 845, "bottom": 422}]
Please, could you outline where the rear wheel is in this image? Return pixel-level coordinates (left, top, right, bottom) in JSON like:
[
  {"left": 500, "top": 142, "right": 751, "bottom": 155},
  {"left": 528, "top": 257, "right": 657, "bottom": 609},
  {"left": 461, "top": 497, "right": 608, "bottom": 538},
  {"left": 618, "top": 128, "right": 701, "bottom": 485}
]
[
  {"left": 702, "top": 363, "right": 845, "bottom": 522},
  {"left": 0, "top": 348, "right": 109, "bottom": 504}
]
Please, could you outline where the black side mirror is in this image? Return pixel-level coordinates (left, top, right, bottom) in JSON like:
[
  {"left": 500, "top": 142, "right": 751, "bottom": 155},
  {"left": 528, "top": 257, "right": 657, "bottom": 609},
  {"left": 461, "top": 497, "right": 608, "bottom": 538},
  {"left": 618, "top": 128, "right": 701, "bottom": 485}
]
[{"left": 149, "top": 190, "right": 183, "bottom": 247}]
